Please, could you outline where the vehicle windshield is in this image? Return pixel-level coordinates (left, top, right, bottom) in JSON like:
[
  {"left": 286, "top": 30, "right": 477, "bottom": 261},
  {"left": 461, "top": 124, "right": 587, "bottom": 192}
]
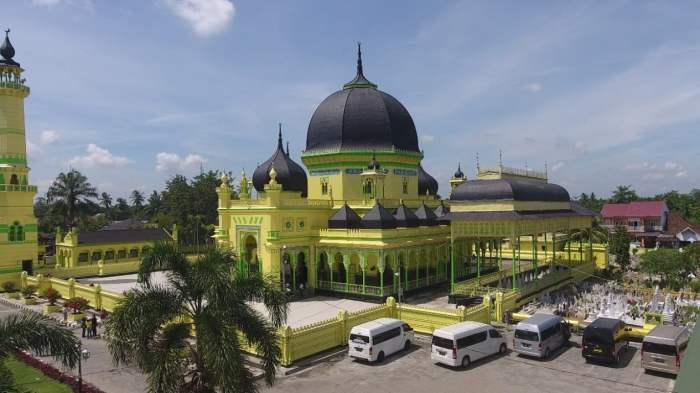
[
  {"left": 431, "top": 336, "right": 454, "bottom": 349},
  {"left": 514, "top": 329, "right": 539, "bottom": 341},
  {"left": 583, "top": 329, "right": 613, "bottom": 345},
  {"left": 349, "top": 334, "right": 369, "bottom": 344},
  {"left": 643, "top": 342, "right": 677, "bottom": 356}
]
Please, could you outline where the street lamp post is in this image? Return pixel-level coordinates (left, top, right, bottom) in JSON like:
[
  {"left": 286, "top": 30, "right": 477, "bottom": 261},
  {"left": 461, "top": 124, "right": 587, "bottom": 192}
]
[
  {"left": 395, "top": 271, "right": 402, "bottom": 320},
  {"left": 77, "top": 342, "right": 90, "bottom": 393},
  {"left": 281, "top": 245, "right": 287, "bottom": 292}
]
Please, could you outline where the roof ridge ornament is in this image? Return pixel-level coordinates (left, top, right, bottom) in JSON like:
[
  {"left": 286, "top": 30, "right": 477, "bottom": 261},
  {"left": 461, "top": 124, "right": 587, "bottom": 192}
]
[{"left": 343, "top": 42, "right": 378, "bottom": 90}]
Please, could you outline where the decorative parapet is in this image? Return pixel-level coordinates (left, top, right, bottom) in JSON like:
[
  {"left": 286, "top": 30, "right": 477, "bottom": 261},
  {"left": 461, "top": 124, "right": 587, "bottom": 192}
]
[
  {"left": 267, "top": 230, "right": 280, "bottom": 240},
  {"left": 0, "top": 184, "right": 37, "bottom": 193}
]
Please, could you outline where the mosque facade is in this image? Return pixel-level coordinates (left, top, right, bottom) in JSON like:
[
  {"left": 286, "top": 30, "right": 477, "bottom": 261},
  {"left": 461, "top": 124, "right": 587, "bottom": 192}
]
[{"left": 216, "top": 45, "right": 596, "bottom": 298}]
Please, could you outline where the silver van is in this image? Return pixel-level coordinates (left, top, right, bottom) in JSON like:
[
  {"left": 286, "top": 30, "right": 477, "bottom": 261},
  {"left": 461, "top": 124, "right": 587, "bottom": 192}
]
[
  {"left": 641, "top": 325, "right": 690, "bottom": 375},
  {"left": 513, "top": 313, "right": 570, "bottom": 358}
]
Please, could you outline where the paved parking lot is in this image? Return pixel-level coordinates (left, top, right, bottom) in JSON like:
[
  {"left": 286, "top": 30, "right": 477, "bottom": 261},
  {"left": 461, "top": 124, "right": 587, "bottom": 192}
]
[{"left": 266, "top": 330, "right": 675, "bottom": 393}]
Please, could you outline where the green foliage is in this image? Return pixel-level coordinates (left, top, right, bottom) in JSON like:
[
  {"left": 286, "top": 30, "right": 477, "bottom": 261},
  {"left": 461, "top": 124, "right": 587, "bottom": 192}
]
[
  {"left": 576, "top": 192, "right": 606, "bottom": 212},
  {"left": 106, "top": 243, "right": 287, "bottom": 393},
  {"left": 2, "top": 281, "right": 17, "bottom": 293},
  {"left": 64, "top": 297, "right": 89, "bottom": 313},
  {"left": 40, "top": 288, "right": 61, "bottom": 305},
  {"left": 610, "top": 224, "right": 631, "bottom": 270},
  {"left": 639, "top": 248, "right": 699, "bottom": 290},
  {"left": 20, "top": 285, "right": 36, "bottom": 299},
  {"left": 611, "top": 185, "right": 639, "bottom": 204},
  {"left": 3, "top": 356, "right": 73, "bottom": 393},
  {"left": 46, "top": 169, "right": 99, "bottom": 227}
]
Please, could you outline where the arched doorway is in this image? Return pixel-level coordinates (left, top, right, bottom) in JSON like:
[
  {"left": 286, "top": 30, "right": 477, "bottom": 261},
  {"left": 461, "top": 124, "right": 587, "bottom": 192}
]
[
  {"left": 318, "top": 252, "right": 329, "bottom": 281},
  {"left": 243, "top": 235, "right": 258, "bottom": 276},
  {"left": 383, "top": 255, "right": 394, "bottom": 288},
  {"left": 281, "top": 253, "right": 292, "bottom": 291},
  {"left": 334, "top": 253, "right": 346, "bottom": 284},
  {"left": 296, "top": 252, "right": 308, "bottom": 288}
]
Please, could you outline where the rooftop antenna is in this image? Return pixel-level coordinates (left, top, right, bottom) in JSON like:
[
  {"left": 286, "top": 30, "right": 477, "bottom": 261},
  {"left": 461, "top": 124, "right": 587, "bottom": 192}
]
[
  {"left": 476, "top": 152, "right": 480, "bottom": 172},
  {"left": 498, "top": 149, "right": 503, "bottom": 169},
  {"left": 544, "top": 161, "right": 548, "bottom": 179}
]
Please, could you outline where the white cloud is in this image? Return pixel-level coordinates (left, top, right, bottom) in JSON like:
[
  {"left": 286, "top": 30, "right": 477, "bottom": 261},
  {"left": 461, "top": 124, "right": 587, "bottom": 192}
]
[
  {"left": 664, "top": 161, "right": 680, "bottom": 170},
  {"left": 675, "top": 170, "right": 688, "bottom": 178},
  {"left": 68, "top": 144, "right": 131, "bottom": 168},
  {"left": 421, "top": 134, "right": 435, "bottom": 143},
  {"left": 26, "top": 141, "right": 42, "bottom": 156},
  {"left": 39, "top": 130, "right": 60, "bottom": 145},
  {"left": 156, "top": 152, "right": 207, "bottom": 172},
  {"left": 164, "top": 0, "right": 235, "bottom": 37},
  {"left": 32, "top": 0, "right": 62, "bottom": 5},
  {"left": 523, "top": 83, "right": 543, "bottom": 92},
  {"left": 550, "top": 161, "right": 564, "bottom": 172}
]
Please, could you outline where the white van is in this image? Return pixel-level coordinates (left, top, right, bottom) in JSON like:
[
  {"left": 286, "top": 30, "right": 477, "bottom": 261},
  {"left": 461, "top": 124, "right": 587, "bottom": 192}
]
[
  {"left": 431, "top": 321, "right": 507, "bottom": 368},
  {"left": 513, "top": 313, "right": 570, "bottom": 358},
  {"left": 348, "top": 318, "right": 414, "bottom": 363}
]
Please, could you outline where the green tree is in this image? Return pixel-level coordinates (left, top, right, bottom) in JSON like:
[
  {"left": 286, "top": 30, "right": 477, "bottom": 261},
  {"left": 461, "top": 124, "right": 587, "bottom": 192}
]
[
  {"left": 105, "top": 243, "right": 287, "bottom": 393},
  {"left": 113, "top": 197, "right": 131, "bottom": 220},
  {"left": 99, "top": 191, "right": 113, "bottom": 217},
  {"left": 639, "top": 248, "right": 696, "bottom": 290},
  {"left": 570, "top": 219, "right": 609, "bottom": 243},
  {"left": 610, "top": 224, "right": 631, "bottom": 270},
  {"left": 46, "top": 169, "right": 99, "bottom": 227},
  {"left": 0, "top": 312, "right": 81, "bottom": 392},
  {"left": 130, "top": 190, "right": 145, "bottom": 212},
  {"left": 145, "top": 190, "right": 162, "bottom": 219},
  {"left": 610, "top": 185, "right": 638, "bottom": 204}
]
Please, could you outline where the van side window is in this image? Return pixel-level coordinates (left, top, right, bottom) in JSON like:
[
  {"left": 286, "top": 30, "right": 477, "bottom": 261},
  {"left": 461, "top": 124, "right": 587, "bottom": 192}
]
[
  {"left": 489, "top": 329, "right": 501, "bottom": 338},
  {"left": 457, "top": 331, "right": 487, "bottom": 349},
  {"left": 541, "top": 324, "right": 559, "bottom": 341},
  {"left": 374, "top": 327, "right": 401, "bottom": 344}
]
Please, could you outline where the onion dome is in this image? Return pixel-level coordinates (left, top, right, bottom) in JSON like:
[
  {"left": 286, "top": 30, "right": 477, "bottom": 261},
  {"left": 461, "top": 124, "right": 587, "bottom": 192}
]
[
  {"left": 328, "top": 203, "right": 361, "bottom": 229},
  {"left": 394, "top": 203, "right": 419, "bottom": 228},
  {"left": 252, "top": 125, "right": 308, "bottom": 196},
  {"left": 418, "top": 165, "right": 438, "bottom": 196},
  {"left": 450, "top": 178, "right": 570, "bottom": 202},
  {"left": 360, "top": 201, "right": 396, "bottom": 229},
  {"left": 305, "top": 43, "right": 420, "bottom": 154},
  {"left": 434, "top": 201, "right": 450, "bottom": 218},
  {"left": 453, "top": 163, "right": 465, "bottom": 179},
  {"left": 0, "top": 29, "right": 19, "bottom": 67},
  {"left": 367, "top": 151, "right": 381, "bottom": 170},
  {"left": 414, "top": 203, "right": 438, "bottom": 226}
]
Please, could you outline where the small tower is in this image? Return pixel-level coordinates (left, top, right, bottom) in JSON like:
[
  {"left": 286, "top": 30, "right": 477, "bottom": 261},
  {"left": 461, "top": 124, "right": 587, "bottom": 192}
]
[
  {"left": 361, "top": 151, "right": 386, "bottom": 201},
  {"left": 238, "top": 170, "right": 249, "bottom": 200},
  {"left": 0, "top": 29, "right": 38, "bottom": 282},
  {"left": 449, "top": 163, "right": 466, "bottom": 193},
  {"left": 217, "top": 172, "right": 231, "bottom": 208}
]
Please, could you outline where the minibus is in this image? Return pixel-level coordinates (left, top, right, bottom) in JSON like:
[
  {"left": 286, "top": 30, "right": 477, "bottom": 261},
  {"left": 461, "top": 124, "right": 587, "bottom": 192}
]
[
  {"left": 641, "top": 325, "right": 690, "bottom": 375},
  {"left": 582, "top": 317, "right": 629, "bottom": 364},
  {"left": 348, "top": 318, "right": 414, "bottom": 363},
  {"left": 431, "top": 321, "right": 507, "bottom": 368},
  {"left": 513, "top": 313, "right": 570, "bottom": 358}
]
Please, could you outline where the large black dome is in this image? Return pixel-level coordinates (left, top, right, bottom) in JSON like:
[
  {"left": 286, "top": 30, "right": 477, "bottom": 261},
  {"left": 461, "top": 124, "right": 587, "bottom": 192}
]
[
  {"left": 253, "top": 128, "right": 308, "bottom": 197},
  {"left": 451, "top": 178, "right": 570, "bottom": 202},
  {"left": 305, "top": 45, "right": 419, "bottom": 154}
]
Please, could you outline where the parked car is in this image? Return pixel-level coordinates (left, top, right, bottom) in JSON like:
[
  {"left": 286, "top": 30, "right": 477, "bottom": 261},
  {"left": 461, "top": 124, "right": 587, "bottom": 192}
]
[
  {"left": 641, "top": 325, "right": 690, "bottom": 375},
  {"left": 431, "top": 321, "right": 507, "bottom": 368},
  {"left": 582, "top": 317, "right": 629, "bottom": 365},
  {"left": 513, "top": 313, "right": 570, "bottom": 358},
  {"left": 348, "top": 318, "right": 414, "bottom": 363}
]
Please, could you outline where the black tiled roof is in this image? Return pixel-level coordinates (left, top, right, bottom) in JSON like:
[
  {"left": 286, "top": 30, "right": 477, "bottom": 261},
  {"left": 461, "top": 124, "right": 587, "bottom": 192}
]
[
  {"left": 77, "top": 228, "right": 171, "bottom": 245},
  {"left": 394, "top": 203, "right": 419, "bottom": 228},
  {"left": 451, "top": 178, "right": 570, "bottom": 202},
  {"left": 328, "top": 203, "right": 362, "bottom": 229},
  {"left": 361, "top": 202, "right": 397, "bottom": 229},
  {"left": 415, "top": 203, "right": 438, "bottom": 226}
]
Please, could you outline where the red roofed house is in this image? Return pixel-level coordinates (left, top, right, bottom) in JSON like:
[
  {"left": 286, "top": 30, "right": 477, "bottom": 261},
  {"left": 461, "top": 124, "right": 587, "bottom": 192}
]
[
  {"left": 601, "top": 201, "right": 669, "bottom": 247},
  {"left": 658, "top": 211, "right": 700, "bottom": 248}
]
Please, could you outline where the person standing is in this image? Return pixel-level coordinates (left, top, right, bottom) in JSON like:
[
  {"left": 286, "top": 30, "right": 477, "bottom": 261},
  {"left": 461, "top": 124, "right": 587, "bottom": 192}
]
[
  {"left": 86, "top": 317, "right": 93, "bottom": 339},
  {"left": 81, "top": 317, "right": 87, "bottom": 338},
  {"left": 91, "top": 314, "right": 98, "bottom": 338},
  {"left": 62, "top": 307, "right": 68, "bottom": 324}
]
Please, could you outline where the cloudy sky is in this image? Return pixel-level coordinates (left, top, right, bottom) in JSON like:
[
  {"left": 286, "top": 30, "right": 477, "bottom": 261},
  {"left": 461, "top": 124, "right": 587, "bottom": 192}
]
[{"left": 7, "top": 0, "right": 700, "bottom": 199}]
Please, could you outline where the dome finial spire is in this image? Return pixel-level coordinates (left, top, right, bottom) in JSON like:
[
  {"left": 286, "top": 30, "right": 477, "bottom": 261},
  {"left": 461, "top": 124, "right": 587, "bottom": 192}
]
[
  {"left": 357, "top": 41, "right": 363, "bottom": 77},
  {"left": 277, "top": 123, "right": 283, "bottom": 149},
  {"left": 344, "top": 42, "right": 377, "bottom": 90}
]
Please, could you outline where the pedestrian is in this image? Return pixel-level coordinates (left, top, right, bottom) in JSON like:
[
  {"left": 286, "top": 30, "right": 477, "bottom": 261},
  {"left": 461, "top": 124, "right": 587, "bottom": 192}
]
[
  {"left": 62, "top": 307, "right": 68, "bottom": 324},
  {"left": 91, "top": 314, "right": 98, "bottom": 338},
  {"left": 81, "top": 317, "right": 87, "bottom": 338},
  {"left": 86, "top": 317, "right": 93, "bottom": 338}
]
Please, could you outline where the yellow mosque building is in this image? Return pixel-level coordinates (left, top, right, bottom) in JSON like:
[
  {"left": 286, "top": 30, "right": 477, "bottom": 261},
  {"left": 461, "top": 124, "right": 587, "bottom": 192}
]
[
  {"left": 216, "top": 45, "right": 597, "bottom": 299},
  {"left": 0, "top": 30, "right": 38, "bottom": 285}
]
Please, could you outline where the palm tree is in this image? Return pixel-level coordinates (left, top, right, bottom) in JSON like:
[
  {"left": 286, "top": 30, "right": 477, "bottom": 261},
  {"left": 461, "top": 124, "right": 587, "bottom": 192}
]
[
  {"left": 99, "top": 192, "right": 113, "bottom": 212},
  {"left": 105, "top": 243, "right": 288, "bottom": 393},
  {"left": 130, "top": 190, "right": 145, "bottom": 211},
  {"left": 0, "top": 312, "right": 81, "bottom": 392},
  {"left": 46, "top": 169, "right": 98, "bottom": 227},
  {"left": 611, "top": 185, "right": 638, "bottom": 204},
  {"left": 569, "top": 219, "right": 609, "bottom": 243}
]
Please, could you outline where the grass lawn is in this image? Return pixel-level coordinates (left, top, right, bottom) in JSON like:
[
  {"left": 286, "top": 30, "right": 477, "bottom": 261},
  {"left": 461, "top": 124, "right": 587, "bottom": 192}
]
[{"left": 4, "top": 356, "right": 73, "bottom": 393}]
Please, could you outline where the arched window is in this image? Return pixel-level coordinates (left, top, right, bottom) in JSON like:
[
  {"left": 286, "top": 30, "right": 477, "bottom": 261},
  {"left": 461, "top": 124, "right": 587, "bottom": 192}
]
[
  {"left": 402, "top": 177, "right": 408, "bottom": 194},
  {"left": 9, "top": 221, "right": 23, "bottom": 242},
  {"left": 10, "top": 174, "right": 18, "bottom": 185},
  {"left": 321, "top": 178, "right": 328, "bottom": 195}
]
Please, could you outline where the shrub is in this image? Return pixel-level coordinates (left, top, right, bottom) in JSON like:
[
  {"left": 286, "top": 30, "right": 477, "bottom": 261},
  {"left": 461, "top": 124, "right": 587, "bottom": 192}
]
[
  {"left": 64, "top": 297, "right": 89, "bottom": 314},
  {"left": 21, "top": 285, "right": 37, "bottom": 299},
  {"left": 41, "top": 287, "right": 61, "bottom": 305},
  {"left": 2, "top": 281, "right": 16, "bottom": 293},
  {"left": 14, "top": 350, "right": 107, "bottom": 393},
  {"left": 690, "top": 280, "right": 700, "bottom": 293}
]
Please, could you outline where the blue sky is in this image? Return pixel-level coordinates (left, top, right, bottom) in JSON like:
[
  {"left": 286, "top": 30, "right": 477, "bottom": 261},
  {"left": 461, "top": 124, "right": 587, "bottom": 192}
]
[{"left": 6, "top": 0, "right": 700, "bottom": 199}]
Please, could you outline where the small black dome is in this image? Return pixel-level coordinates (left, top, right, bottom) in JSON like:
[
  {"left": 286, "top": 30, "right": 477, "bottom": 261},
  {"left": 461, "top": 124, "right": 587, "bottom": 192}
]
[
  {"left": 0, "top": 29, "right": 19, "bottom": 67},
  {"left": 453, "top": 163, "right": 464, "bottom": 179},
  {"left": 305, "top": 45, "right": 419, "bottom": 154},
  {"left": 252, "top": 127, "right": 308, "bottom": 197},
  {"left": 414, "top": 203, "right": 438, "bottom": 226},
  {"left": 394, "top": 203, "right": 419, "bottom": 228},
  {"left": 361, "top": 201, "right": 396, "bottom": 229},
  {"left": 450, "top": 178, "right": 570, "bottom": 202},
  {"left": 367, "top": 151, "right": 381, "bottom": 170},
  {"left": 418, "top": 165, "right": 438, "bottom": 196},
  {"left": 328, "top": 203, "right": 361, "bottom": 229}
]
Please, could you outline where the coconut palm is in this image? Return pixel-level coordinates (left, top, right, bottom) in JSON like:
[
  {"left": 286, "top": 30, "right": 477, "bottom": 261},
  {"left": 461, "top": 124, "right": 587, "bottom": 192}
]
[
  {"left": 569, "top": 219, "right": 609, "bottom": 243},
  {"left": 99, "top": 192, "right": 113, "bottom": 211},
  {"left": 105, "top": 242, "right": 288, "bottom": 393},
  {"left": 610, "top": 185, "right": 638, "bottom": 204},
  {"left": 46, "top": 169, "right": 99, "bottom": 227},
  {"left": 0, "top": 312, "right": 81, "bottom": 392}
]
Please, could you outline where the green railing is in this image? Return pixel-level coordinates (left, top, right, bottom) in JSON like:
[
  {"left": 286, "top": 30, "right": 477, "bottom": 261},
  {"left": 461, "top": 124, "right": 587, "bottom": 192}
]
[{"left": 0, "top": 184, "right": 37, "bottom": 192}]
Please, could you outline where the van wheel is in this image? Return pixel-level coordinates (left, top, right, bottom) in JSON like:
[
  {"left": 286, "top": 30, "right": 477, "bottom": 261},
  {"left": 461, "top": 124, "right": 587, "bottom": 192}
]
[
  {"left": 461, "top": 356, "right": 471, "bottom": 369},
  {"left": 404, "top": 341, "right": 411, "bottom": 351},
  {"left": 377, "top": 351, "right": 385, "bottom": 363},
  {"left": 499, "top": 343, "right": 507, "bottom": 355},
  {"left": 544, "top": 348, "right": 551, "bottom": 359}
]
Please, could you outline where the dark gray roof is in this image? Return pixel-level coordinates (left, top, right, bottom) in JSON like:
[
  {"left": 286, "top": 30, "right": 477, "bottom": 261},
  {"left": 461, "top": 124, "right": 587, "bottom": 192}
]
[
  {"left": 328, "top": 203, "right": 361, "bottom": 229},
  {"left": 394, "top": 204, "right": 419, "bottom": 227},
  {"left": 451, "top": 178, "right": 570, "bottom": 202},
  {"left": 414, "top": 203, "right": 438, "bottom": 226},
  {"left": 442, "top": 207, "right": 595, "bottom": 222},
  {"left": 102, "top": 218, "right": 145, "bottom": 231},
  {"left": 78, "top": 228, "right": 170, "bottom": 245},
  {"left": 361, "top": 202, "right": 396, "bottom": 229},
  {"left": 434, "top": 201, "right": 450, "bottom": 217},
  {"left": 418, "top": 165, "right": 438, "bottom": 196},
  {"left": 253, "top": 127, "right": 308, "bottom": 196}
]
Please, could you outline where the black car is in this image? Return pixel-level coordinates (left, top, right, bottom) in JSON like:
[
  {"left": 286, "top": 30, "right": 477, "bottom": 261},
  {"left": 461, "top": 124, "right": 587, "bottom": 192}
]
[{"left": 582, "top": 317, "right": 629, "bottom": 364}]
